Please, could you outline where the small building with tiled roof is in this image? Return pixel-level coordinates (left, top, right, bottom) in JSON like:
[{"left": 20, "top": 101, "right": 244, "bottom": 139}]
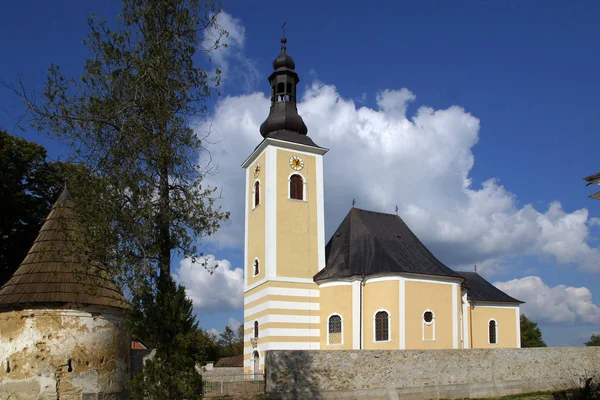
[
  {"left": 0, "top": 188, "right": 130, "bottom": 399},
  {"left": 241, "top": 37, "right": 522, "bottom": 374}
]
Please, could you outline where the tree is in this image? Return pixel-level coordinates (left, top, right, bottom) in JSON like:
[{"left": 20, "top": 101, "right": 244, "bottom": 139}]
[
  {"left": 128, "top": 276, "right": 210, "bottom": 400},
  {"left": 520, "top": 314, "right": 547, "bottom": 347},
  {"left": 217, "top": 325, "right": 236, "bottom": 357},
  {"left": 584, "top": 334, "right": 600, "bottom": 346},
  {"left": 15, "top": 0, "right": 229, "bottom": 294},
  {"left": 10, "top": 1, "right": 230, "bottom": 397},
  {"left": 0, "top": 130, "right": 68, "bottom": 286}
]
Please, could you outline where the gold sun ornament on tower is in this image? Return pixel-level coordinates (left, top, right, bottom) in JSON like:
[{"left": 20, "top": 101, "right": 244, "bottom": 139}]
[
  {"left": 290, "top": 156, "right": 304, "bottom": 171},
  {"left": 253, "top": 163, "right": 261, "bottom": 178}
]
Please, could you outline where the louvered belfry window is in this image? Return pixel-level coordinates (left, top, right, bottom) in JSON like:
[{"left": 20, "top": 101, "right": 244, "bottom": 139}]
[
  {"left": 375, "top": 311, "right": 389, "bottom": 341},
  {"left": 328, "top": 315, "right": 342, "bottom": 344},
  {"left": 290, "top": 174, "right": 303, "bottom": 200}
]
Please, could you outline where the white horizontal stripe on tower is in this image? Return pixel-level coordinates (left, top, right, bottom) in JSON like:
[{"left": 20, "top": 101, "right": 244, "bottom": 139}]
[
  {"left": 244, "top": 341, "right": 321, "bottom": 354},
  {"left": 244, "top": 328, "right": 320, "bottom": 342},
  {"left": 246, "top": 314, "right": 320, "bottom": 325},
  {"left": 244, "top": 287, "right": 320, "bottom": 305},
  {"left": 245, "top": 301, "right": 320, "bottom": 317}
]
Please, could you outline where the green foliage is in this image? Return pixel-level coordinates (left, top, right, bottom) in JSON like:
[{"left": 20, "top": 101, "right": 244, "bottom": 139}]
[
  {"left": 0, "top": 130, "right": 69, "bottom": 286},
  {"left": 520, "top": 314, "right": 547, "bottom": 348},
  {"left": 9, "top": 0, "right": 232, "bottom": 396},
  {"left": 584, "top": 334, "right": 600, "bottom": 346},
  {"left": 129, "top": 276, "right": 211, "bottom": 400},
  {"left": 214, "top": 323, "right": 243, "bottom": 358},
  {"left": 16, "top": 0, "right": 230, "bottom": 293}
]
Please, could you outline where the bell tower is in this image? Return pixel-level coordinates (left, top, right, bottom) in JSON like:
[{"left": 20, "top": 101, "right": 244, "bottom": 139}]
[{"left": 242, "top": 37, "right": 328, "bottom": 373}]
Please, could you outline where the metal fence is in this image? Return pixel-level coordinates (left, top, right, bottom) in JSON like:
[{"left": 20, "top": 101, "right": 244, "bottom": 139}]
[{"left": 202, "top": 373, "right": 264, "bottom": 397}]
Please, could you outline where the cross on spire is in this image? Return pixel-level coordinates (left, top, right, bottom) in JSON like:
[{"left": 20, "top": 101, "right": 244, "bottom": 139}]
[{"left": 281, "top": 21, "right": 286, "bottom": 38}]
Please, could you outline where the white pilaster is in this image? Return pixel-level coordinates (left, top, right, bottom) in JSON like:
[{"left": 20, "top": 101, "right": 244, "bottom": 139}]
[
  {"left": 265, "top": 146, "right": 277, "bottom": 278},
  {"left": 452, "top": 283, "right": 458, "bottom": 349},
  {"left": 352, "top": 281, "right": 360, "bottom": 349}
]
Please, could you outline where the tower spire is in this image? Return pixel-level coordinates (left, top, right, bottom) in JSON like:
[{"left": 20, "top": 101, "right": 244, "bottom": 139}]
[{"left": 259, "top": 34, "right": 309, "bottom": 139}]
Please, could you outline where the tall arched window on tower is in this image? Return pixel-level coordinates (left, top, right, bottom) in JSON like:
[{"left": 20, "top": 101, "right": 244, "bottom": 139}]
[
  {"left": 375, "top": 310, "right": 390, "bottom": 341},
  {"left": 328, "top": 314, "right": 342, "bottom": 345},
  {"left": 254, "top": 321, "right": 259, "bottom": 338},
  {"left": 253, "top": 180, "right": 260, "bottom": 208},
  {"left": 290, "top": 174, "right": 304, "bottom": 200},
  {"left": 489, "top": 319, "right": 498, "bottom": 344}
]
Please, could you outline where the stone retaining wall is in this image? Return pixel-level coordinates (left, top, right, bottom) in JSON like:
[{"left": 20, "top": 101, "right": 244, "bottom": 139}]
[{"left": 265, "top": 348, "right": 600, "bottom": 399}]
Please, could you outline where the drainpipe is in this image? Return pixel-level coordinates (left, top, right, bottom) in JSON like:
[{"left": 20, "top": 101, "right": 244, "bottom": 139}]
[{"left": 359, "top": 274, "right": 366, "bottom": 349}]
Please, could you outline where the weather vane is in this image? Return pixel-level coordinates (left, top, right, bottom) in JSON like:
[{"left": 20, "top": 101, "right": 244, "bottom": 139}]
[
  {"left": 395, "top": 205, "right": 399, "bottom": 215},
  {"left": 281, "top": 21, "right": 287, "bottom": 37},
  {"left": 352, "top": 198, "right": 356, "bottom": 208}
]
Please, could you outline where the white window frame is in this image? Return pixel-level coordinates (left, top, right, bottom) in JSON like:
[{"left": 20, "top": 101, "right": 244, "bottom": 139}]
[
  {"left": 373, "top": 308, "right": 391, "bottom": 343},
  {"left": 327, "top": 313, "right": 344, "bottom": 346},
  {"left": 287, "top": 172, "right": 307, "bottom": 202},
  {"left": 252, "top": 258, "right": 260, "bottom": 277},
  {"left": 252, "top": 179, "right": 261, "bottom": 209},
  {"left": 488, "top": 318, "right": 498, "bottom": 345},
  {"left": 422, "top": 309, "right": 436, "bottom": 342}
]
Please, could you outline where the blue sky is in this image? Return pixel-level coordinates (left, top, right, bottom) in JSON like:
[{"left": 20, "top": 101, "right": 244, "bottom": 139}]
[{"left": 2, "top": 1, "right": 600, "bottom": 346}]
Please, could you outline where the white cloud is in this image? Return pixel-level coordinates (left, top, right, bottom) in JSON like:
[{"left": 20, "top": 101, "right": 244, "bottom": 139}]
[
  {"left": 198, "top": 82, "right": 600, "bottom": 274},
  {"left": 173, "top": 255, "right": 243, "bottom": 314},
  {"left": 227, "top": 317, "right": 241, "bottom": 331},
  {"left": 202, "top": 11, "right": 259, "bottom": 92},
  {"left": 495, "top": 276, "right": 600, "bottom": 324},
  {"left": 208, "top": 328, "right": 219, "bottom": 337}
]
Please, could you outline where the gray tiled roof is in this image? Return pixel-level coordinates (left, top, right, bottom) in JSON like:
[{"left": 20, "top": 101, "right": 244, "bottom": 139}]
[
  {"left": 456, "top": 271, "right": 523, "bottom": 303},
  {"left": 314, "top": 208, "right": 462, "bottom": 282}
]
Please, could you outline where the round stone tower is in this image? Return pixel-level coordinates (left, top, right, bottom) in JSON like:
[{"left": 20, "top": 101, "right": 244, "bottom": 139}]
[{"left": 0, "top": 188, "right": 130, "bottom": 399}]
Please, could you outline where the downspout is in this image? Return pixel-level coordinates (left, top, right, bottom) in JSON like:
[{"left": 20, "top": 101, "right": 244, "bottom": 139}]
[
  {"left": 469, "top": 302, "right": 474, "bottom": 349},
  {"left": 360, "top": 274, "right": 366, "bottom": 349}
]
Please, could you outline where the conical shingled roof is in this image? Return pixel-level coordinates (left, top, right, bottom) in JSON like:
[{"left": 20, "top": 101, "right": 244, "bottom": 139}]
[
  {"left": 314, "top": 208, "right": 462, "bottom": 282},
  {"left": 0, "top": 188, "right": 128, "bottom": 310}
]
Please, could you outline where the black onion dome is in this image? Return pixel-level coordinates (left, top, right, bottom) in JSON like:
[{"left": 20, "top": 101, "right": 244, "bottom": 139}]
[
  {"left": 259, "top": 35, "right": 314, "bottom": 143},
  {"left": 273, "top": 38, "right": 296, "bottom": 70},
  {"left": 259, "top": 107, "right": 308, "bottom": 137}
]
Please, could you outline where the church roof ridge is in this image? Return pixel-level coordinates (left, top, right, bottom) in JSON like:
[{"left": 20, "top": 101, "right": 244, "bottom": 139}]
[{"left": 0, "top": 187, "right": 128, "bottom": 310}]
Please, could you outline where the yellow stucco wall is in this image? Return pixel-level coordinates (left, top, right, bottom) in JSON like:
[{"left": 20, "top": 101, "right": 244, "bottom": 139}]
[
  {"left": 320, "top": 285, "right": 353, "bottom": 349},
  {"left": 405, "top": 280, "right": 455, "bottom": 349},
  {"left": 246, "top": 152, "right": 266, "bottom": 286},
  {"left": 276, "top": 149, "right": 319, "bottom": 279},
  {"left": 363, "top": 280, "right": 399, "bottom": 349},
  {"left": 470, "top": 305, "right": 519, "bottom": 348}
]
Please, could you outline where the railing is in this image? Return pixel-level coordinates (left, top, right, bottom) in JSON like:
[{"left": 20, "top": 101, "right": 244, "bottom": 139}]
[{"left": 202, "top": 373, "right": 264, "bottom": 397}]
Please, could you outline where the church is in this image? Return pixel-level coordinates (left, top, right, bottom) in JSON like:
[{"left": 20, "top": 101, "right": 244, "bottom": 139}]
[{"left": 242, "top": 37, "right": 523, "bottom": 373}]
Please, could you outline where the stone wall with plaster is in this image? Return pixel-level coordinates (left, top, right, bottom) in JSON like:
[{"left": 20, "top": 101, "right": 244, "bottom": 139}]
[
  {"left": 0, "top": 306, "right": 129, "bottom": 400},
  {"left": 265, "top": 348, "right": 600, "bottom": 399}
]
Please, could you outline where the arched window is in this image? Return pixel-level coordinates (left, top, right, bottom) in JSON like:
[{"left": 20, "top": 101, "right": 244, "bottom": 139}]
[
  {"left": 253, "top": 180, "right": 260, "bottom": 208},
  {"left": 254, "top": 321, "right": 259, "bottom": 338},
  {"left": 290, "top": 174, "right": 304, "bottom": 200},
  {"left": 489, "top": 319, "right": 497, "bottom": 344},
  {"left": 328, "top": 314, "right": 342, "bottom": 345},
  {"left": 422, "top": 309, "right": 436, "bottom": 341},
  {"left": 253, "top": 351, "right": 260, "bottom": 374},
  {"left": 375, "top": 310, "right": 389, "bottom": 341},
  {"left": 253, "top": 259, "right": 259, "bottom": 276}
]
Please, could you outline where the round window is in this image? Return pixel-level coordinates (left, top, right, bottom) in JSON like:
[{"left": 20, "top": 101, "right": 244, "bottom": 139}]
[{"left": 423, "top": 311, "right": 433, "bottom": 323}]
